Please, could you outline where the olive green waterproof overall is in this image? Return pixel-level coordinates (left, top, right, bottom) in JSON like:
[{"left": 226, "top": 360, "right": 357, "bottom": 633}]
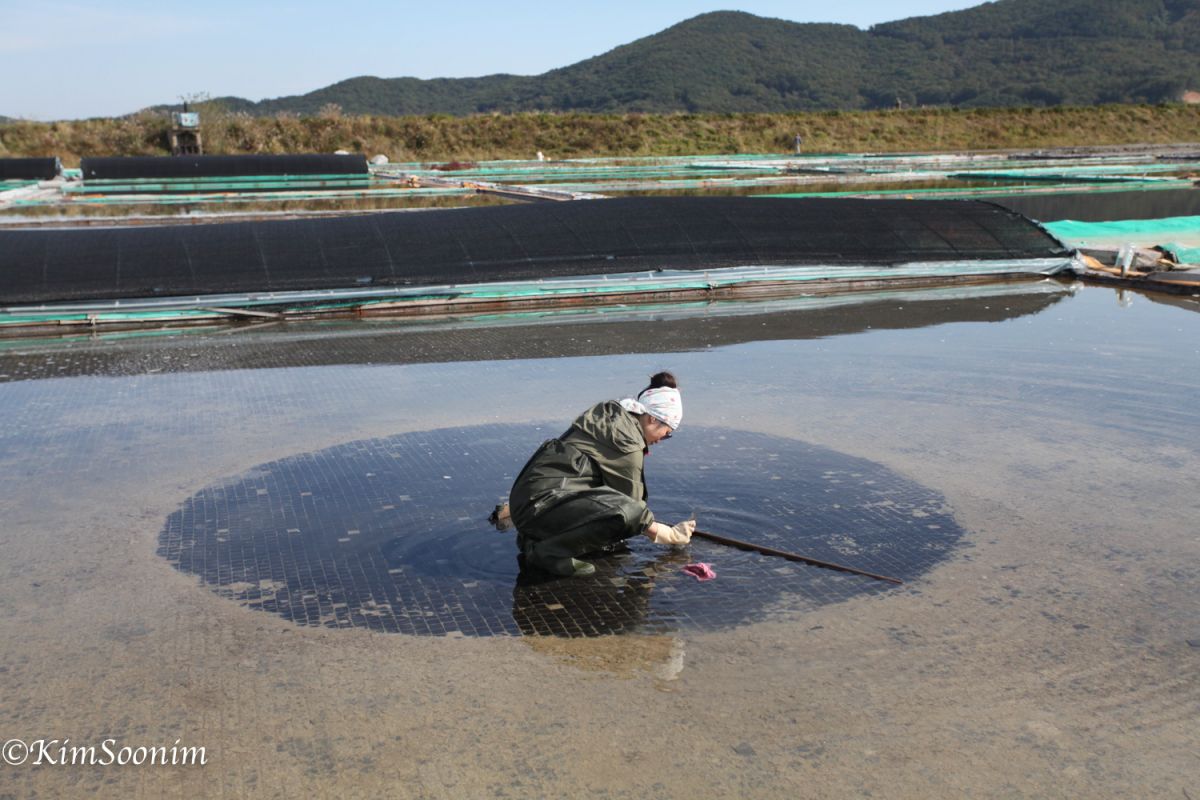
[{"left": 509, "top": 401, "right": 656, "bottom": 572}]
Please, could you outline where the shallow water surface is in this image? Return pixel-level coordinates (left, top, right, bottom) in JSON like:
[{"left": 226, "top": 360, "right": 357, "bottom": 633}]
[{"left": 1, "top": 278, "right": 1197, "bottom": 798}]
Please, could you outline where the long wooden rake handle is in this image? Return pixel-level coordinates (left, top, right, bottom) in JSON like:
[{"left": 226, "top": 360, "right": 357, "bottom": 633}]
[{"left": 692, "top": 529, "right": 904, "bottom": 585}]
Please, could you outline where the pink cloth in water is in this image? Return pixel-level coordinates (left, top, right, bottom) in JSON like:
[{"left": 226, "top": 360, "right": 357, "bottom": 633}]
[{"left": 682, "top": 562, "right": 716, "bottom": 581}]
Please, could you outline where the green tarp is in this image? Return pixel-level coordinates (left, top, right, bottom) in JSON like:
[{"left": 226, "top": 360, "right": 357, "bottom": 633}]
[{"left": 1043, "top": 215, "right": 1200, "bottom": 264}]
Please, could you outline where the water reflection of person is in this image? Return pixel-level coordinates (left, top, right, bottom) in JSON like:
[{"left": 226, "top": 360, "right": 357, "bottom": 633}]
[
  {"left": 512, "top": 546, "right": 691, "bottom": 679},
  {"left": 511, "top": 546, "right": 691, "bottom": 637},
  {"left": 508, "top": 372, "right": 696, "bottom": 577}
]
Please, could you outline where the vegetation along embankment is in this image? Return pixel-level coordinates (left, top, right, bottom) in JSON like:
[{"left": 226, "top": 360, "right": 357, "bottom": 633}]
[{"left": 1, "top": 105, "right": 1199, "bottom": 165}]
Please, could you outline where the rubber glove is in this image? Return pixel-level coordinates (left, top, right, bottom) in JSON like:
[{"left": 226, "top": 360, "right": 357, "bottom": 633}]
[{"left": 648, "top": 518, "right": 695, "bottom": 546}]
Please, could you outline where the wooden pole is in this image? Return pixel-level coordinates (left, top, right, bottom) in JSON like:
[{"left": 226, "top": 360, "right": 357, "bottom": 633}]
[{"left": 692, "top": 529, "right": 904, "bottom": 585}]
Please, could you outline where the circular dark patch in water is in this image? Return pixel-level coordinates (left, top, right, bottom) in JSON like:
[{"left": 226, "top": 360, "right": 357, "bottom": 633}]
[{"left": 159, "top": 425, "right": 964, "bottom": 636}]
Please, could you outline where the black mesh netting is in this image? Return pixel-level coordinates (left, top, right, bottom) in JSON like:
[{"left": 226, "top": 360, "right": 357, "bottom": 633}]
[
  {"left": 996, "top": 188, "right": 1200, "bottom": 223},
  {"left": 158, "top": 424, "right": 965, "bottom": 636},
  {"left": 79, "top": 154, "right": 369, "bottom": 180},
  {"left": 0, "top": 157, "right": 60, "bottom": 180},
  {"left": 0, "top": 197, "right": 1065, "bottom": 304}
]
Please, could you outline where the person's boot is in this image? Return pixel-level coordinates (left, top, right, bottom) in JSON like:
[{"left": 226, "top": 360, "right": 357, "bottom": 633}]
[
  {"left": 523, "top": 538, "right": 598, "bottom": 578},
  {"left": 524, "top": 546, "right": 596, "bottom": 577},
  {"left": 489, "top": 502, "right": 512, "bottom": 530},
  {"left": 547, "top": 557, "right": 596, "bottom": 577},
  {"left": 525, "top": 518, "right": 621, "bottom": 578}
]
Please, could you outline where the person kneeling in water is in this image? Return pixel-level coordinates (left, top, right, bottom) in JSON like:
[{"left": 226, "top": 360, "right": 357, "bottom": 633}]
[{"left": 508, "top": 371, "right": 696, "bottom": 577}]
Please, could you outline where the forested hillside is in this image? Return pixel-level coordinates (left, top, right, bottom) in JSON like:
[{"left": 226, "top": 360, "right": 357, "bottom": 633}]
[{"left": 177, "top": 0, "right": 1200, "bottom": 116}]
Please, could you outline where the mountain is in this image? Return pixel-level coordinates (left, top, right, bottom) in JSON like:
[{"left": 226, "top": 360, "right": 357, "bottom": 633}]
[{"left": 189, "top": 0, "right": 1200, "bottom": 115}]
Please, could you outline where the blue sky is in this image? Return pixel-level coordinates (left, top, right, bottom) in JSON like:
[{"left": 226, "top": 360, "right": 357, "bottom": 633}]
[{"left": 0, "top": 0, "right": 981, "bottom": 120}]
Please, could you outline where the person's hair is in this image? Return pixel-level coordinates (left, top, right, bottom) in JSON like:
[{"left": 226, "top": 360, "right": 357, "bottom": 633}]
[{"left": 640, "top": 371, "right": 678, "bottom": 396}]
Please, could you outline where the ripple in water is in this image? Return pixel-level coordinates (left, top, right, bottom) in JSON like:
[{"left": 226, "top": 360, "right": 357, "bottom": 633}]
[{"left": 158, "top": 424, "right": 965, "bottom": 636}]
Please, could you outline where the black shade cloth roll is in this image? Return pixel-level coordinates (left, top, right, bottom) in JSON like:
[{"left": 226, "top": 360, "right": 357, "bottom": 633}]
[
  {"left": 80, "top": 154, "right": 369, "bottom": 180},
  {"left": 996, "top": 188, "right": 1200, "bottom": 224},
  {"left": 0, "top": 157, "right": 60, "bottom": 180},
  {"left": 0, "top": 197, "right": 1067, "bottom": 304}
]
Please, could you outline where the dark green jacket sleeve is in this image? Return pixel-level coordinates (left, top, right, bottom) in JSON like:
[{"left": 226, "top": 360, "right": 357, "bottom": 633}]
[{"left": 600, "top": 449, "right": 653, "bottom": 529}]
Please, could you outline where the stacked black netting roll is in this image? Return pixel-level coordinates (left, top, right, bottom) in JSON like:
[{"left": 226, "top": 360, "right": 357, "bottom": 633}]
[
  {"left": 0, "top": 157, "right": 60, "bottom": 180},
  {"left": 79, "top": 154, "right": 369, "bottom": 180},
  {"left": 0, "top": 197, "right": 1067, "bottom": 304},
  {"left": 996, "top": 188, "right": 1200, "bottom": 223}
]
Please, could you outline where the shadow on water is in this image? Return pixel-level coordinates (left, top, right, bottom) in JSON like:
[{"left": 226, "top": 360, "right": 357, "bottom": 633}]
[
  {"left": 158, "top": 424, "right": 965, "bottom": 637},
  {"left": 0, "top": 281, "right": 1070, "bottom": 380},
  {"left": 1144, "top": 292, "right": 1200, "bottom": 315}
]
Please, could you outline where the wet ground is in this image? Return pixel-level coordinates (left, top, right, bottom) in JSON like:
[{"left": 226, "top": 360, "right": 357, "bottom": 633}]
[{"left": 1, "top": 280, "right": 1197, "bottom": 798}]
